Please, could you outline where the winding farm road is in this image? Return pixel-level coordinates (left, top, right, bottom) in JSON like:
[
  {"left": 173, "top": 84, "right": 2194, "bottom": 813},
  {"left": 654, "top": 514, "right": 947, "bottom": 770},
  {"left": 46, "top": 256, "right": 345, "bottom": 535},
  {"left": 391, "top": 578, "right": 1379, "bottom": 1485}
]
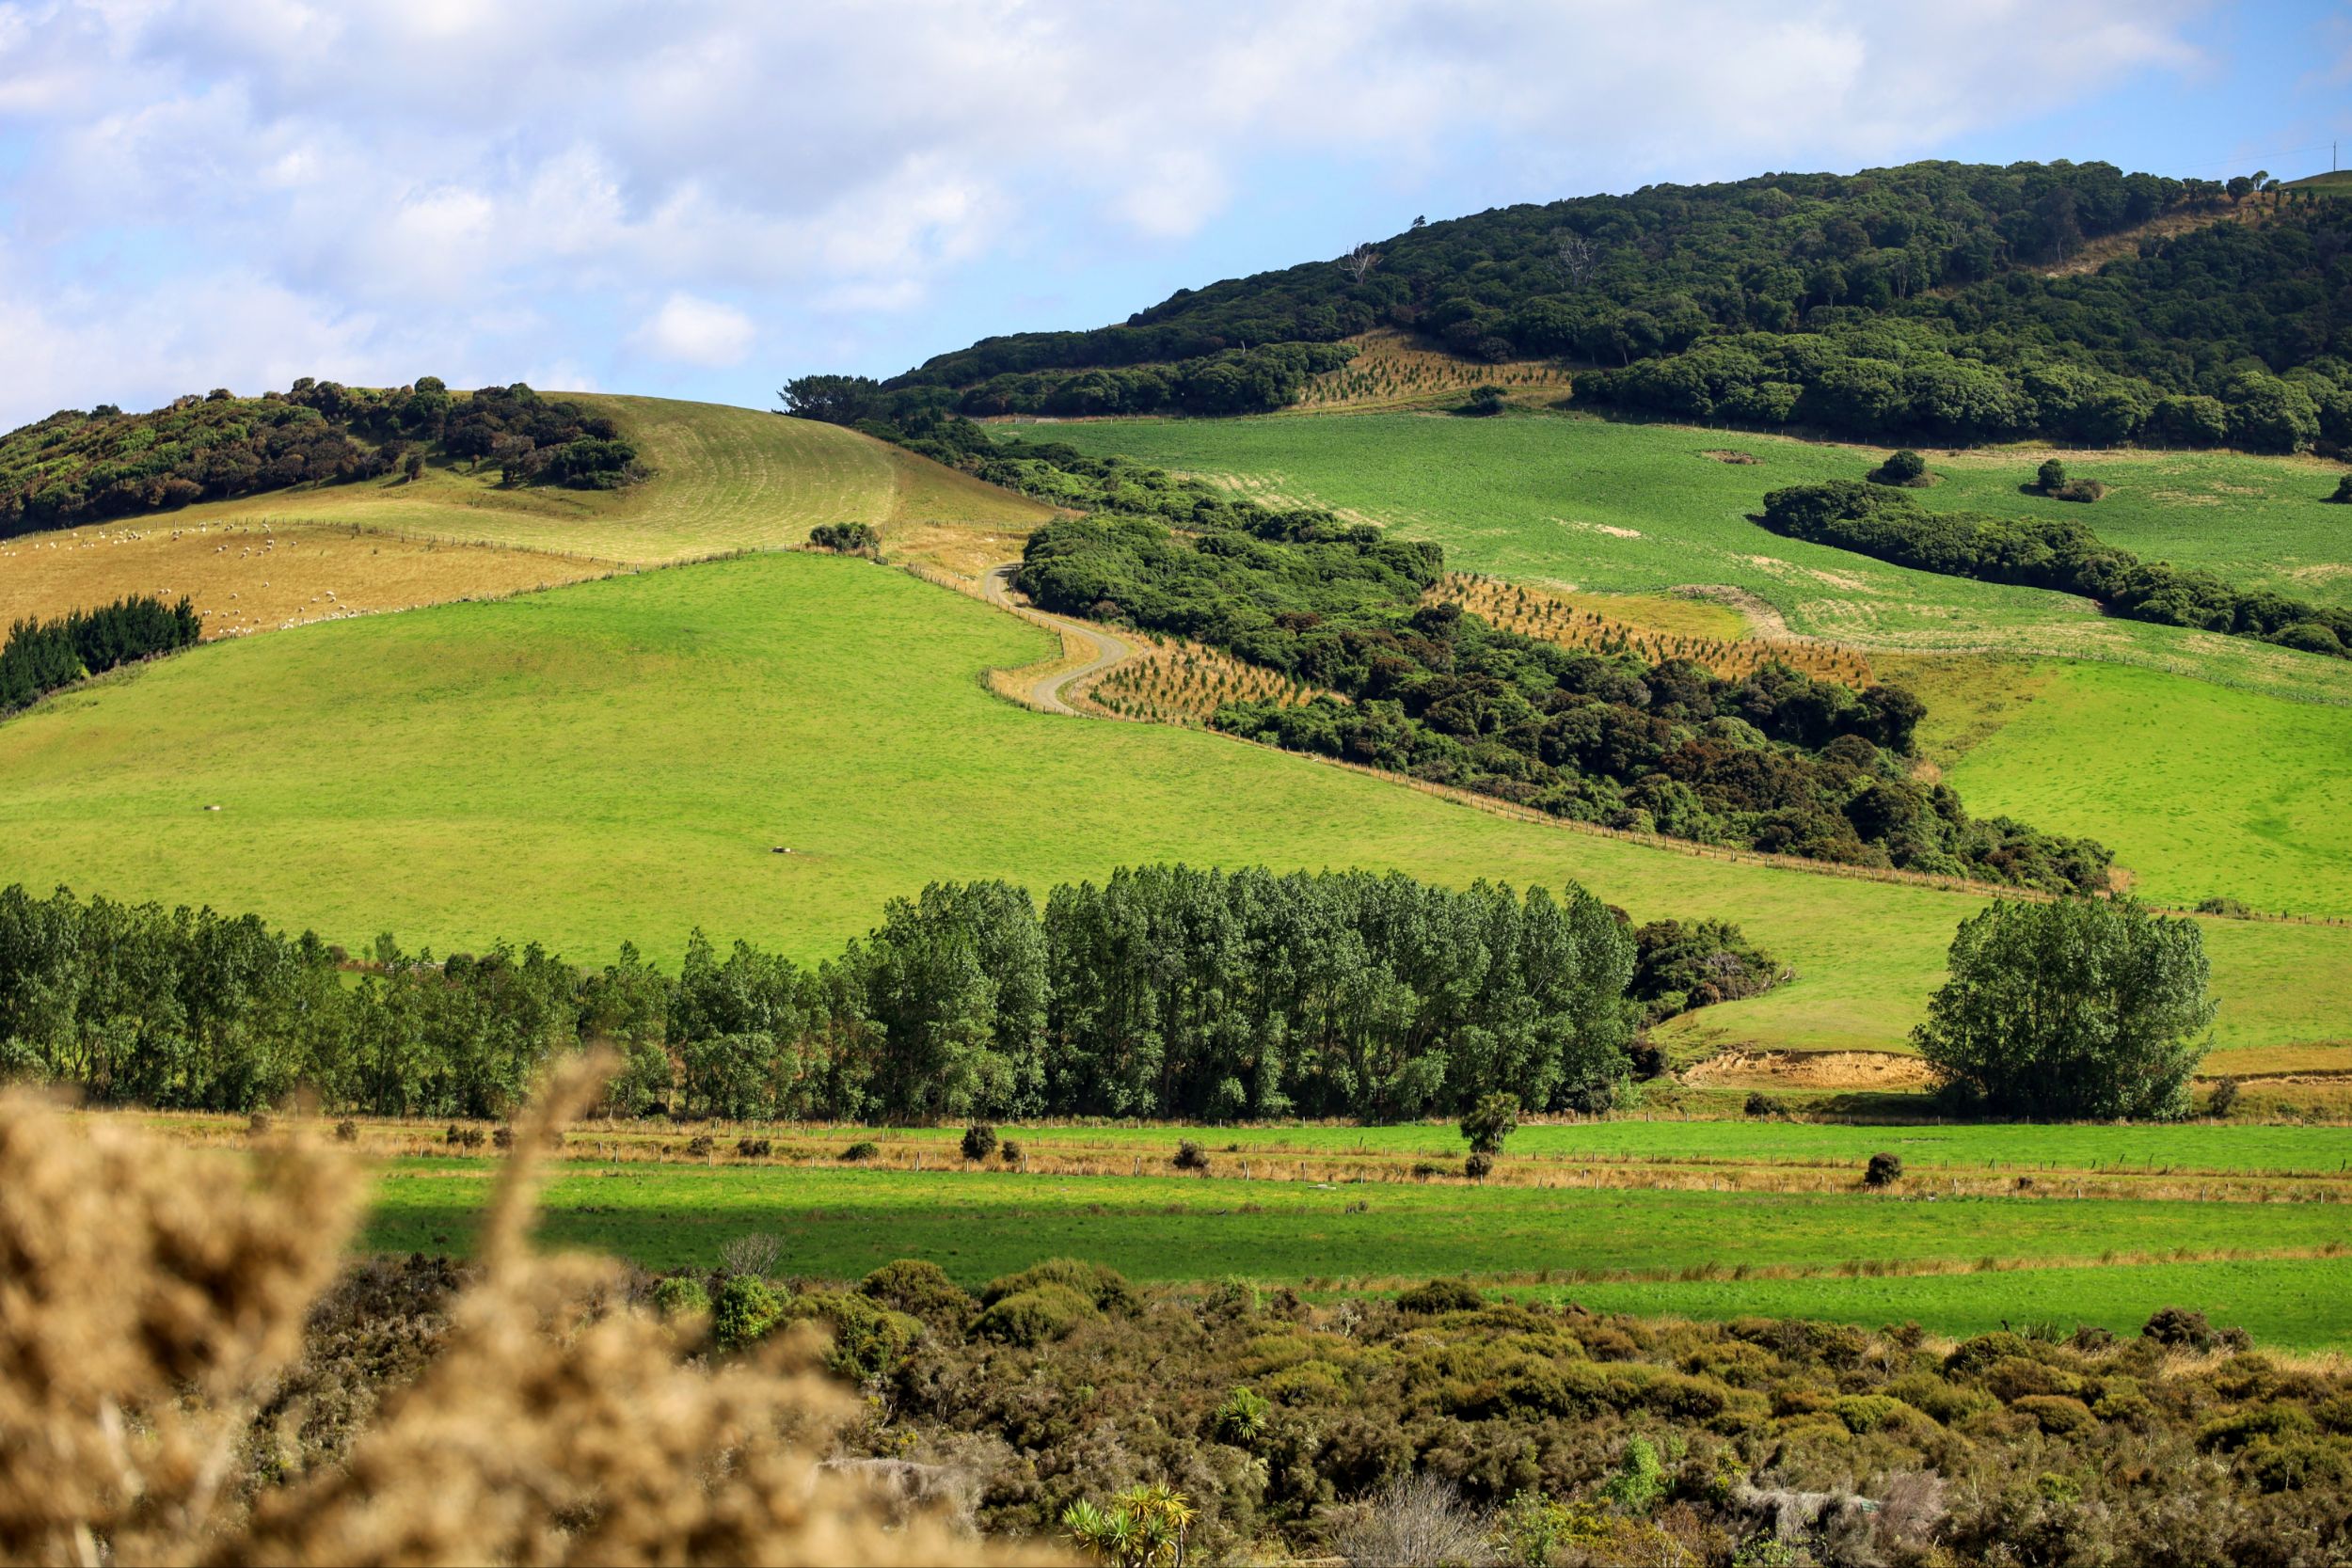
[{"left": 981, "top": 564, "right": 1135, "bottom": 715}]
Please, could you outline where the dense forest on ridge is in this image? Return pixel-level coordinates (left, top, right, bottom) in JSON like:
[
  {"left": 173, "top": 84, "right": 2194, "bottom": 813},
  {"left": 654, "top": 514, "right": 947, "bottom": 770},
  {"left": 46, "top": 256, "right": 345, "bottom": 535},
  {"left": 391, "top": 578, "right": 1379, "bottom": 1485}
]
[{"left": 787, "top": 160, "right": 2352, "bottom": 447}]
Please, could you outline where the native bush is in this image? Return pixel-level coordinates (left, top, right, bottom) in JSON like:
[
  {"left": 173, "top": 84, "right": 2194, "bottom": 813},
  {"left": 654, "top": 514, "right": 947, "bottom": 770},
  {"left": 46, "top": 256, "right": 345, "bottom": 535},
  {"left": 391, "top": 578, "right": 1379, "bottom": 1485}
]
[
  {"left": 1864, "top": 1152, "right": 1903, "bottom": 1187},
  {"left": 961, "top": 1123, "right": 999, "bottom": 1162}
]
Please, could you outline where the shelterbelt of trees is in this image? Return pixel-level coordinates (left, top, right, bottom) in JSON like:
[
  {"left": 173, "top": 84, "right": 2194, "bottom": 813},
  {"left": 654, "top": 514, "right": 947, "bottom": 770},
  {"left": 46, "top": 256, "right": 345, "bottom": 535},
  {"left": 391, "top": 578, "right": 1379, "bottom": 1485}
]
[
  {"left": 1759, "top": 482, "right": 2352, "bottom": 658},
  {"left": 790, "top": 159, "right": 2352, "bottom": 448},
  {"left": 0, "top": 870, "right": 1782, "bottom": 1123},
  {"left": 882, "top": 420, "right": 2102, "bottom": 891},
  {"left": 0, "top": 378, "right": 640, "bottom": 538},
  {"left": 0, "top": 594, "right": 201, "bottom": 715}
]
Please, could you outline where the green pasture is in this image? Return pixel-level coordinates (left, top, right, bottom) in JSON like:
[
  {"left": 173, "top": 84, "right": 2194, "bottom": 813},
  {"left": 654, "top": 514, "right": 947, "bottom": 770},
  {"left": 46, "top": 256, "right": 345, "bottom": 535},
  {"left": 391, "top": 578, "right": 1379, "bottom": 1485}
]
[
  {"left": 1020, "top": 414, "right": 2352, "bottom": 917},
  {"left": 1015, "top": 412, "right": 2352, "bottom": 701},
  {"left": 358, "top": 1160, "right": 2352, "bottom": 1346},
  {"left": 3, "top": 550, "right": 2344, "bottom": 1056},
  {"left": 1944, "top": 658, "right": 2352, "bottom": 915},
  {"left": 723, "top": 1119, "right": 2352, "bottom": 1174},
  {"left": 1521, "top": 1257, "right": 2352, "bottom": 1351},
  {"left": 166, "top": 394, "right": 1047, "bottom": 563}
]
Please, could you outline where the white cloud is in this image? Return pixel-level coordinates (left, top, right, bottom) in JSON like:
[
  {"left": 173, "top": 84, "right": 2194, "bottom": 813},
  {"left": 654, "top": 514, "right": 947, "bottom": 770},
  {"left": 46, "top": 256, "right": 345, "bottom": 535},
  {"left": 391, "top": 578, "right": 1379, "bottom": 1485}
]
[
  {"left": 0, "top": 0, "right": 2220, "bottom": 425},
  {"left": 628, "top": 293, "right": 756, "bottom": 368}
]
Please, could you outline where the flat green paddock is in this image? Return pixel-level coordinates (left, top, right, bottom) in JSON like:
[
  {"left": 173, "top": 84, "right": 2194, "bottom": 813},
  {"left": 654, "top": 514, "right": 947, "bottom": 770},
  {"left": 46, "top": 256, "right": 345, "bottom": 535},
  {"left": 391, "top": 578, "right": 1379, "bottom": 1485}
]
[
  {"left": 1519, "top": 1258, "right": 2352, "bottom": 1351},
  {"left": 1019, "top": 414, "right": 2352, "bottom": 916},
  {"left": 1, "top": 551, "right": 2344, "bottom": 1055},
  {"left": 359, "top": 1161, "right": 2352, "bottom": 1347},
  {"left": 740, "top": 1119, "right": 2352, "bottom": 1175}
]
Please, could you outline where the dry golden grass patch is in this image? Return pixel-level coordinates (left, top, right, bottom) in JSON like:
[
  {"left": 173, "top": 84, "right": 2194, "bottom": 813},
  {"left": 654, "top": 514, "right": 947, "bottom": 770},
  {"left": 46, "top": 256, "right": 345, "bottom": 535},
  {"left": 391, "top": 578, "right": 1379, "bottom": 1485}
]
[
  {"left": 882, "top": 518, "right": 1035, "bottom": 580},
  {"left": 1292, "top": 328, "right": 1575, "bottom": 411},
  {"left": 0, "top": 520, "right": 604, "bottom": 639},
  {"left": 1429, "top": 573, "right": 1874, "bottom": 686}
]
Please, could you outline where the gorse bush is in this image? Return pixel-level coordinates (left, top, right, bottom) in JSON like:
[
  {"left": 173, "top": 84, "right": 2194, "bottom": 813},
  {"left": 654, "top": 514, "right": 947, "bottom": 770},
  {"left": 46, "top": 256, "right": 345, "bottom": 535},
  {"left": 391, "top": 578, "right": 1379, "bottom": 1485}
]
[{"left": 961, "top": 1124, "right": 999, "bottom": 1162}]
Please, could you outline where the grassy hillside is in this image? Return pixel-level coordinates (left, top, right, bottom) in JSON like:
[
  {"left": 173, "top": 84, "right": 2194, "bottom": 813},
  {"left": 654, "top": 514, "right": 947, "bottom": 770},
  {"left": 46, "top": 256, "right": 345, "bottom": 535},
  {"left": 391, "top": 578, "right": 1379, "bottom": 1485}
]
[
  {"left": 164, "top": 394, "right": 1049, "bottom": 564},
  {"left": 1017, "top": 413, "right": 2352, "bottom": 917},
  {"left": 0, "top": 550, "right": 2341, "bottom": 1061},
  {"left": 1944, "top": 659, "right": 2352, "bottom": 915}
]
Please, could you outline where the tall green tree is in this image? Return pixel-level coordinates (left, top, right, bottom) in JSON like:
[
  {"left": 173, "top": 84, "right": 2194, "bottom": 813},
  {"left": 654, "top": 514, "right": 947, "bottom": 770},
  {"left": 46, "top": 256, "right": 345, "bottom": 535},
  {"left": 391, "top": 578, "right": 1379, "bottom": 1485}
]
[{"left": 1914, "top": 897, "right": 2214, "bottom": 1119}]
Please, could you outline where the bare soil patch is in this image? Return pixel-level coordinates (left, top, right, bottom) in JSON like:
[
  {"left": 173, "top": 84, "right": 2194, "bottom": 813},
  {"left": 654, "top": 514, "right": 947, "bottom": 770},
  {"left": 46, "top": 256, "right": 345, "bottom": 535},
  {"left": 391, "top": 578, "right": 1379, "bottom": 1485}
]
[{"left": 1685, "top": 1051, "right": 1942, "bottom": 1092}]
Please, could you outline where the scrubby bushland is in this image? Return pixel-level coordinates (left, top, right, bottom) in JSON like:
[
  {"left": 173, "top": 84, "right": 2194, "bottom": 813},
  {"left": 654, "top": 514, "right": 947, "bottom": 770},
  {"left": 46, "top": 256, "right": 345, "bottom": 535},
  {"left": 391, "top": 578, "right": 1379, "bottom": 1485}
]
[
  {"left": 795, "top": 159, "right": 2351, "bottom": 449},
  {"left": 1759, "top": 480, "right": 2352, "bottom": 658},
  {"left": 0, "top": 378, "right": 638, "bottom": 538},
  {"left": 264, "top": 1227, "right": 2352, "bottom": 1568},
  {"left": 1915, "top": 897, "right": 2215, "bottom": 1120},
  {"left": 1, "top": 594, "right": 201, "bottom": 715},
  {"left": 784, "top": 340, "right": 1356, "bottom": 423},
  {"left": 979, "top": 440, "right": 2103, "bottom": 891},
  {"left": 0, "top": 863, "right": 1663, "bottom": 1122}
]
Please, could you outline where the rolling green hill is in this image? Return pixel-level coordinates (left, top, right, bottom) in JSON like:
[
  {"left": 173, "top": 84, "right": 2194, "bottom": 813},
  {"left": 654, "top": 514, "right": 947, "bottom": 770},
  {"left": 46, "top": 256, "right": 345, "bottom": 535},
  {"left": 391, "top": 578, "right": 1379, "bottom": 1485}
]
[
  {"left": 162, "top": 394, "right": 1049, "bottom": 563},
  {"left": 0, "top": 548, "right": 2342, "bottom": 1063},
  {"left": 1016, "top": 412, "right": 2352, "bottom": 918}
]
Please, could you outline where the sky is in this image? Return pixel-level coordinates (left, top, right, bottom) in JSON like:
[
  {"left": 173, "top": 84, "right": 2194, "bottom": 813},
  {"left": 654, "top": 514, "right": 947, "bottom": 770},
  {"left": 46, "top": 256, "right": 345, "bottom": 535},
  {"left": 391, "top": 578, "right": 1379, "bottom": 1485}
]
[{"left": 1, "top": 0, "right": 2346, "bottom": 429}]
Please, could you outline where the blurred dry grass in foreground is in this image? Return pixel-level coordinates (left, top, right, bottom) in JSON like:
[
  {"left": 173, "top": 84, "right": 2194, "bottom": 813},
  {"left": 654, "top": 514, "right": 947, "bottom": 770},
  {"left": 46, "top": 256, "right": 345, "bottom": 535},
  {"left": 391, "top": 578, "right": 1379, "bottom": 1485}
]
[{"left": 0, "top": 1061, "right": 1050, "bottom": 1566}]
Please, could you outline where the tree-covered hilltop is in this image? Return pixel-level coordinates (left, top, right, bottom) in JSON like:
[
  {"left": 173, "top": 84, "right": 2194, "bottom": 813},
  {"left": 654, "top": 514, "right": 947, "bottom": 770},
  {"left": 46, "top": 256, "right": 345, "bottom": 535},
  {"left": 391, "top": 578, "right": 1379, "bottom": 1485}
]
[
  {"left": 787, "top": 159, "right": 2352, "bottom": 445},
  {"left": 1, "top": 379, "right": 642, "bottom": 539}
]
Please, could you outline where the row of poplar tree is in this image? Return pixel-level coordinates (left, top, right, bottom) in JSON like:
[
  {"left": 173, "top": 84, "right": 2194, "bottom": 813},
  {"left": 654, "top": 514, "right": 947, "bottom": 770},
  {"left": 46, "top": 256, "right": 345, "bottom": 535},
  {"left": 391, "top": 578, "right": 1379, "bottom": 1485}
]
[{"left": 0, "top": 866, "right": 1639, "bottom": 1123}]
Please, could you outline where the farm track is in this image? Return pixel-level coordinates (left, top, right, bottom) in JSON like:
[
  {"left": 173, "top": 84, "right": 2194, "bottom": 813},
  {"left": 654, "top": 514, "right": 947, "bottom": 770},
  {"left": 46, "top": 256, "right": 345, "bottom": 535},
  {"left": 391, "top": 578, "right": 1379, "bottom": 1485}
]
[{"left": 980, "top": 564, "right": 1135, "bottom": 714}]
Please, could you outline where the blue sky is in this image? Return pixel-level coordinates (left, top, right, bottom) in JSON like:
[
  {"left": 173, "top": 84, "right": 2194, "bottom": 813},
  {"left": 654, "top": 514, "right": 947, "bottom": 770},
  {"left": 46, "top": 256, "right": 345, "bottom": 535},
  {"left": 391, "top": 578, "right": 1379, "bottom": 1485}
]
[{"left": 1, "top": 0, "right": 2345, "bottom": 429}]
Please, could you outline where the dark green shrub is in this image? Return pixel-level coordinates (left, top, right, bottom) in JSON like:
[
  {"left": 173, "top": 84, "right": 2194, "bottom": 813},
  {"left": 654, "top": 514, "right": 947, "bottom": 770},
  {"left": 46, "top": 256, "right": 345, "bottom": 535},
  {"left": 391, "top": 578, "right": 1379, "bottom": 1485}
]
[
  {"left": 685, "top": 1133, "right": 715, "bottom": 1158},
  {"left": 2275, "top": 622, "right": 2344, "bottom": 654},
  {"left": 980, "top": 1258, "right": 1137, "bottom": 1315},
  {"left": 2245, "top": 1437, "right": 2352, "bottom": 1494},
  {"left": 858, "top": 1259, "right": 974, "bottom": 1325},
  {"left": 1864, "top": 1151, "right": 1902, "bottom": 1187},
  {"left": 1463, "top": 385, "right": 1506, "bottom": 417},
  {"left": 2208, "top": 1077, "right": 2241, "bottom": 1117},
  {"left": 735, "top": 1136, "right": 771, "bottom": 1157},
  {"left": 1459, "top": 1091, "right": 1519, "bottom": 1155},
  {"left": 2199, "top": 1402, "right": 2315, "bottom": 1452},
  {"left": 650, "top": 1275, "right": 710, "bottom": 1318},
  {"left": 961, "top": 1124, "right": 998, "bottom": 1162},
  {"left": 2037, "top": 458, "right": 2068, "bottom": 491},
  {"left": 2144, "top": 1306, "right": 2224, "bottom": 1351},
  {"left": 1172, "top": 1140, "right": 1210, "bottom": 1172},
  {"left": 2011, "top": 1395, "right": 2097, "bottom": 1436},
  {"left": 1945, "top": 1331, "right": 2039, "bottom": 1378},
  {"left": 841, "top": 1140, "right": 880, "bottom": 1163},
  {"left": 1463, "top": 1151, "right": 1495, "bottom": 1180},
  {"left": 1869, "top": 449, "right": 1929, "bottom": 486},
  {"left": 808, "top": 520, "right": 881, "bottom": 554},
  {"left": 2330, "top": 473, "right": 2352, "bottom": 504},
  {"left": 2050, "top": 478, "right": 2106, "bottom": 502},
  {"left": 998, "top": 1139, "right": 1023, "bottom": 1164},
  {"left": 1397, "top": 1278, "right": 1486, "bottom": 1315},
  {"left": 973, "top": 1283, "right": 1096, "bottom": 1347},
  {"left": 1743, "top": 1090, "right": 1785, "bottom": 1118},
  {"left": 709, "top": 1275, "right": 782, "bottom": 1352},
  {"left": 778, "top": 1289, "right": 925, "bottom": 1378}
]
